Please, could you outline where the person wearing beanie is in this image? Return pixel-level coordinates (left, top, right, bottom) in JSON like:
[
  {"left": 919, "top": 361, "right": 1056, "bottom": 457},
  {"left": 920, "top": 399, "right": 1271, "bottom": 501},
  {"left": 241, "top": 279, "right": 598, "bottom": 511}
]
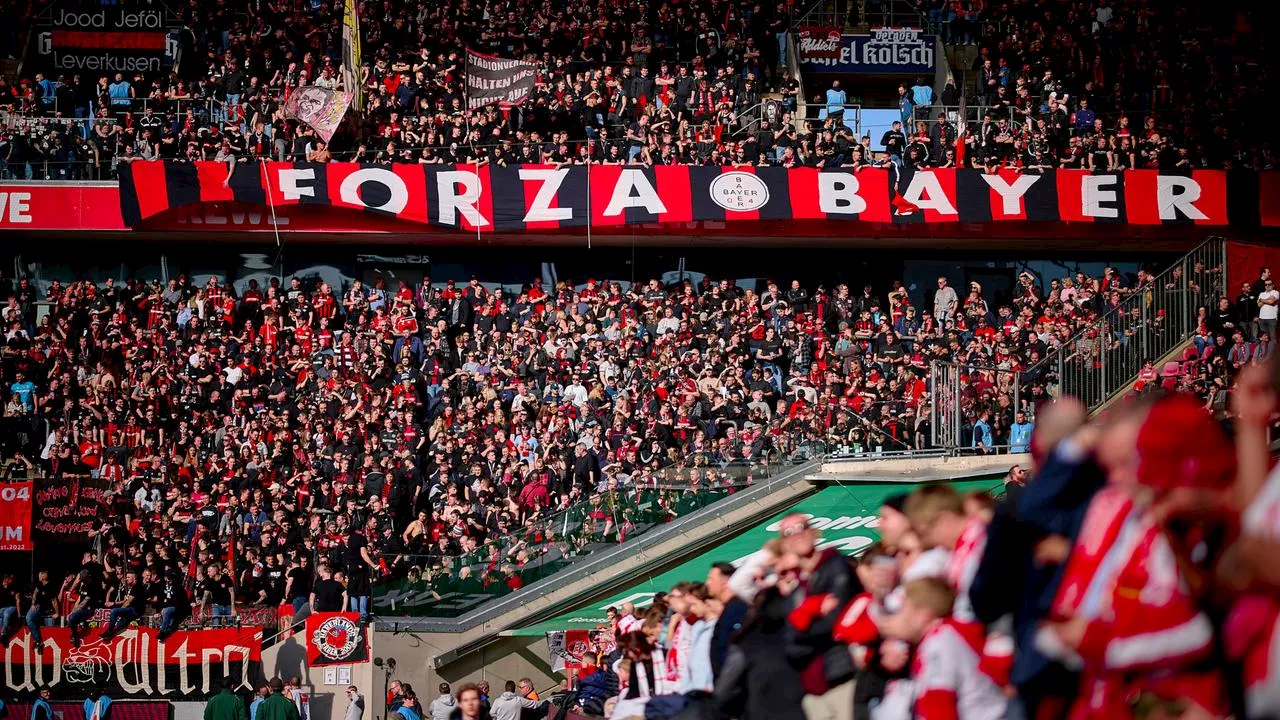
[{"left": 1037, "top": 394, "right": 1233, "bottom": 720}]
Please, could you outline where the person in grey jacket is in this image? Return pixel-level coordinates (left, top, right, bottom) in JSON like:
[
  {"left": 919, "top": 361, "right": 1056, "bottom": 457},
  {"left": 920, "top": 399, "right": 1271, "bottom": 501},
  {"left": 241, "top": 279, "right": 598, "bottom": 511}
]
[
  {"left": 489, "top": 681, "right": 546, "bottom": 720},
  {"left": 344, "top": 687, "right": 365, "bottom": 720},
  {"left": 428, "top": 684, "right": 457, "bottom": 720}
]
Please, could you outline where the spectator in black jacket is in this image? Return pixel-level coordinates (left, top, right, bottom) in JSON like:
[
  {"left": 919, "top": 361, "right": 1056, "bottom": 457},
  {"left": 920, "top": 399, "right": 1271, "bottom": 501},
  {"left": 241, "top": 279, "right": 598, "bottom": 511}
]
[
  {"left": 779, "top": 513, "right": 859, "bottom": 720},
  {"left": 969, "top": 398, "right": 1103, "bottom": 720},
  {"left": 714, "top": 586, "right": 806, "bottom": 720}
]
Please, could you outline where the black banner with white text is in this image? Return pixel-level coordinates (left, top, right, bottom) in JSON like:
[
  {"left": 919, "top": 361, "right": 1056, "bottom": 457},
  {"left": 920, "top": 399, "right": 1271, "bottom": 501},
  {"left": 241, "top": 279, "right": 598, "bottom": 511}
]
[{"left": 465, "top": 50, "right": 537, "bottom": 109}]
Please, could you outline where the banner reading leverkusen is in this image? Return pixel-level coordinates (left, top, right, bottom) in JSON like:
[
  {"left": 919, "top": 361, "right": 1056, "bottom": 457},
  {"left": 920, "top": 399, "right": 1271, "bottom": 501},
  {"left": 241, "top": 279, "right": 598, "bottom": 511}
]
[{"left": 118, "top": 161, "right": 1277, "bottom": 232}]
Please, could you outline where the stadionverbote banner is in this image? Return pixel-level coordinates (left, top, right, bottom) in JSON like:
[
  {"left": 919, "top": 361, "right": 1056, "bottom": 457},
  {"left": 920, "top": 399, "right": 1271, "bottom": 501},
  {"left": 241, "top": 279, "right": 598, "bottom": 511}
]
[
  {"left": 465, "top": 49, "right": 538, "bottom": 109},
  {"left": 117, "top": 161, "right": 1257, "bottom": 231},
  {"left": 1, "top": 626, "right": 263, "bottom": 698}
]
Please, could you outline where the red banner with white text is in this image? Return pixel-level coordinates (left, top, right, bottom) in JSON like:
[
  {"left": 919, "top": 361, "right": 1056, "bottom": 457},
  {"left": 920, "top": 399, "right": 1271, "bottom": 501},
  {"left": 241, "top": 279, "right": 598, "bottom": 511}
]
[
  {"left": 0, "top": 481, "right": 33, "bottom": 551},
  {"left": 2, "top": 166, "right": 1276, "bottom": 236},
  {"left": 1, "top": 626, "right": 262, "bottom": 698}
]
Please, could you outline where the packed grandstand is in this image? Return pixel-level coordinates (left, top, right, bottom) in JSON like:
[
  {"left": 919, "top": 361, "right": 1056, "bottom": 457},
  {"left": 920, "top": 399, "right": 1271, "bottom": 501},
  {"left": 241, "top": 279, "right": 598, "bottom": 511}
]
[
  {"left": 0, "top": 0, "right": 1274, "bottom": 177},
  {"left": 1, "top": 0, "right": 1280, "bottom": 719}
]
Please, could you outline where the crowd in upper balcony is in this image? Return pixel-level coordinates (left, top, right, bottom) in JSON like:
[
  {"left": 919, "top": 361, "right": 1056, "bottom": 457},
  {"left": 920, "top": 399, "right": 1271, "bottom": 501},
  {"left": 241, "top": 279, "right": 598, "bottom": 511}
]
[{"left": 0, "top": 0, "right": 1273, "bottom": 179}]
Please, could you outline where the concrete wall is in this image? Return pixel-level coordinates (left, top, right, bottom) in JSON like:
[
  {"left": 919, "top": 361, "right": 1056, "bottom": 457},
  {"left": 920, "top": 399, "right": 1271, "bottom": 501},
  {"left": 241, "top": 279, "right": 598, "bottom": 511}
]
[
  {"left": 258, "top": 633, "right": 377, "bottom": 720},
  {"left": 368, "top": 632, "right": 560, "bottom": 700},
  {"left": 819, "top": 452, "right": 1029, "bottom": 479}
]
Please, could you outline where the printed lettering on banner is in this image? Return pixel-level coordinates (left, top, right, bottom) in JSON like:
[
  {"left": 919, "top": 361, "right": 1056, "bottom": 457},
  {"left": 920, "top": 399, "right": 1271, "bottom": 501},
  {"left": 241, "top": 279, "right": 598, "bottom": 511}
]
[
  {"left": 0, "top": 481, "right": 34, "bottom": 550},
  {"left": 1, "top": 626, "right": 262, "bottom": 698},
  {"left": 109, "top": 162, "right": 1252, "bottom": 231},
  {"left": 710, "top": 172, "right": 770, "bottom": 211}
]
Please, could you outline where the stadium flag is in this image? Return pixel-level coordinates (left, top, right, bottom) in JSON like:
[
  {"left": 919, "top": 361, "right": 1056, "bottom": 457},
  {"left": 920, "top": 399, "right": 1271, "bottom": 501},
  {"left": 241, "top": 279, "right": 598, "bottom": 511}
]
[
  {"left": 282, "top": 86, "right": 353, "bottom": 143},
  {"left": 305, "top": 613, "right": 370, "bottom": 665},
  {"left": 117, "top": 160, "right": 1247, "bottom": 230},
  {"left": 465, "top": 49, "right": 538, "bottom": 109},
  {"left": 341, "top": 0, "right": 362, "bottom": 111}
]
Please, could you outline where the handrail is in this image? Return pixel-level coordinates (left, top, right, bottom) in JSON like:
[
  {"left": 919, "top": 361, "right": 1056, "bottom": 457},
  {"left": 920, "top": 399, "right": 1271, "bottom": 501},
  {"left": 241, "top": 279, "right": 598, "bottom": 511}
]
[{"left": 1027, "top": 237, "right": 1228, "bottom": 410}]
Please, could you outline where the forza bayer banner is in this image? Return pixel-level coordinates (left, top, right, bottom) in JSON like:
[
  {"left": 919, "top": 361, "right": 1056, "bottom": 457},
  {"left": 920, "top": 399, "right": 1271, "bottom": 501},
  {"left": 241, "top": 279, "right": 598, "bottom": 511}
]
[
  {"left": 305, "top": 612, "right": 370, "bottom": 665},
  {"left": 117, "top": 160, "right": 1277, "bottom": 231},
  {"left": 508, "top": 479, "right": 1002, "bottom": 636}
]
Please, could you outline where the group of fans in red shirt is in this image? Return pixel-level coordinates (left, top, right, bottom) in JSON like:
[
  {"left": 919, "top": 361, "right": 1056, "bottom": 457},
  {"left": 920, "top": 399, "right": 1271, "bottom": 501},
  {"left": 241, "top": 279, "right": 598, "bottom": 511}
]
[
  {"left": 0, "top": 258, "right": 1204, "bottom": 636},
  {"left": 561, "top": 372, "right": 1280, "bottom": 720}
]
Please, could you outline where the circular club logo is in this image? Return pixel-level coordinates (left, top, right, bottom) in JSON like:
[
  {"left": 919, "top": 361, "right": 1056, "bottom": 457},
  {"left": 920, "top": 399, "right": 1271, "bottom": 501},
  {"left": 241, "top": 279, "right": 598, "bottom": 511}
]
[
  {"left": 709, "top": 172, "right": 770, "bottom": 211},
  {"left": 312, "top": 615, "right": 360, "bottom": 661}
]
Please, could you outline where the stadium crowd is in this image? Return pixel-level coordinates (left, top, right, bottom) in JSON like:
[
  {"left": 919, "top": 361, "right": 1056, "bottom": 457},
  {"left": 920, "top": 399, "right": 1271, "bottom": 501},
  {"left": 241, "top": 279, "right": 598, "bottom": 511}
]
[
  {"left": 0, "top": 0, "right": 1273, "bottom": 178},
  {"left": 530, "top": 378, "right": 1280, "bottom": 720},
  {"left": 0, "top": 255, "right": 1231, "bottom": 636}
]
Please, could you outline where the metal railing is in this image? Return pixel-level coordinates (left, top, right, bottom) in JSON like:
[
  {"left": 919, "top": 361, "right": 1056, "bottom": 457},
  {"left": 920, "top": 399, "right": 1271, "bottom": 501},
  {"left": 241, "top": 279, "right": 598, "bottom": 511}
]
[
  {"left": 799, "top": 103, "right": 864, "bottom": 134},
  {"left": 930, "top": 361, "right": 1027, "bottom": 450},
  {"left": 910, "top": 103, "right": 991, "bottom": 130},
  {"left": 1031, "top": 237, "right": 1228, "bottom": 410}
]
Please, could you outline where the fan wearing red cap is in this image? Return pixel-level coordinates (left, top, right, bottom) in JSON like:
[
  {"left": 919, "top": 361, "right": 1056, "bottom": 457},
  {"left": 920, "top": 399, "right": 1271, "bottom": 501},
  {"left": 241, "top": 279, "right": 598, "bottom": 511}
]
[{"left": 1037, "top": 394, "right": 1232, "bottom": 720}]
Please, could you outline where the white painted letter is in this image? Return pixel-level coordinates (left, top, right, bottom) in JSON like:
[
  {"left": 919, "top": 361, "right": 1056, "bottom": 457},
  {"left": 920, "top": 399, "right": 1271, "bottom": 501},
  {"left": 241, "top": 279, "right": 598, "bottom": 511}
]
[
  {"left": 817, "top": 173, "right": 867, "bottom": 214},
  {"left": 278, "top": 168, "right": 316, "bottom": 201},
  {"left": 1157, "top": 176, "right": 1208, "bottom": 221},
  {"left": 339, "top": 167, "right": 409, "bottom": 214},
  {"left": 1082, "top": 175, "right": 1119, "bottom": 218},
  {"left": 979, "top": 173, "right": 1040, "bottom": 215},
  {"left": 602, "top": 169, "right": 667, "bottom": 217},
  {"left": 436, "top": 170, "right": 490, "bottom": 227},
  {"left": 519, "top": 168, "right": 573, "bottom": 222},
  {"left": 903, "top": 172, "right": 957, "bottom": 216}
]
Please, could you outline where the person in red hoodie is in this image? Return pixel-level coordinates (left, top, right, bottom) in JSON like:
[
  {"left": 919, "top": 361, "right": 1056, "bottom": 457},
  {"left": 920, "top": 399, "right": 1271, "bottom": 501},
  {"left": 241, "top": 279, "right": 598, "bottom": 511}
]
[{"left": 1038, "top": 394, "right": 1235, "bottom": 720}]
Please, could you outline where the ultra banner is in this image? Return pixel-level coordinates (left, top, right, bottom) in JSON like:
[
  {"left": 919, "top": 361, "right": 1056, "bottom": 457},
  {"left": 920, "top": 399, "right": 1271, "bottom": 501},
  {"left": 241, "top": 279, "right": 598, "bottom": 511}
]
[
  {"left": 1, "top": 626, "right": 263, "bottom": 699},
  {"left": 117, "top": 161, "right": 1247, "bottom": 231}
]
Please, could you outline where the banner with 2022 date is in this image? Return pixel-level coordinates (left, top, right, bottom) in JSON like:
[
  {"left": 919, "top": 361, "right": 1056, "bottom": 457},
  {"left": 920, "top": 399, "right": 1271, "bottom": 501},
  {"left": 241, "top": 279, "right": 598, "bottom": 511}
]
[
  {"left": 116, "top": 161, "right": 1280, "bottom": 231},
  {"left": 0, "top": 481, "right": 33, "bottom": 551}
]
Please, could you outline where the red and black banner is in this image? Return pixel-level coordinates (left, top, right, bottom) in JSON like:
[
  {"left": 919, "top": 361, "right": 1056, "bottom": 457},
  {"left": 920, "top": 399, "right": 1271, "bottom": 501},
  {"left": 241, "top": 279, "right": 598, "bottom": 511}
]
[
  {"left": 119, "top": 161, "right": 1276, "bottom": 232},
  {"left": 32, "top": 475, "right": 110, "bottom": 544},
  {"left": 2, "top": 626, "right": 263, "bottom": 698},
  {"left": 305, "top": 612, "right": 369, "bottom": 666}
]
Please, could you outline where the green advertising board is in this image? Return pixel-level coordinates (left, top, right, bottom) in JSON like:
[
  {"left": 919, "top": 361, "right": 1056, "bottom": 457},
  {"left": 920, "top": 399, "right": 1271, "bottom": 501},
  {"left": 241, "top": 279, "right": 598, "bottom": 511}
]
[{"left": 508, "top": 478, "right": 1003, "bottom": 636}]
